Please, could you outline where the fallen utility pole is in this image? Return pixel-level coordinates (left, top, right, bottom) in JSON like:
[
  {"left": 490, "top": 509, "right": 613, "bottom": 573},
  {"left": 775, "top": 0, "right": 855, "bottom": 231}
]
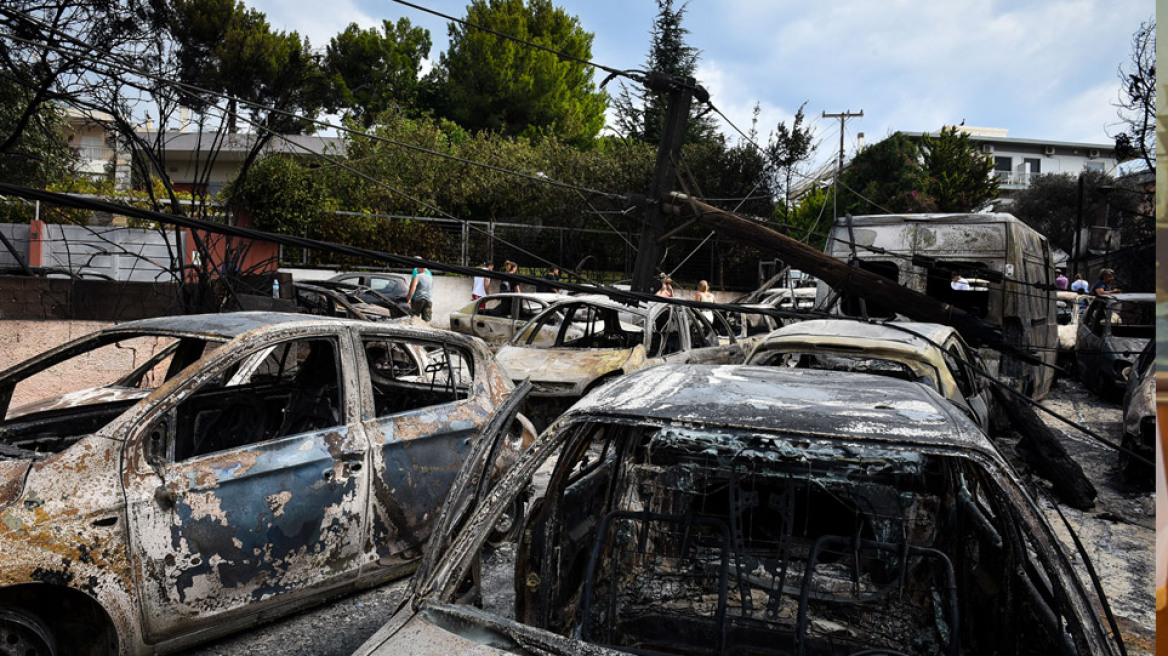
[
  {"left": 631, "top": 72, "right": 708, "bottom": 293},
  {"left": 662, "top": 193, "right": 1099, "bottom": 507},
  {"left": 662, "top": 192, "right": 1010, "bottom": 351}
]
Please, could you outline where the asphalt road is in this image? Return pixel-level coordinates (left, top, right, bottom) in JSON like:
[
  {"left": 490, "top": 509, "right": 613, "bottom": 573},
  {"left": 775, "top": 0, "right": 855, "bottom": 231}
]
[{"left": 179, "top": 374, "right": 1155, "bottom": 656}]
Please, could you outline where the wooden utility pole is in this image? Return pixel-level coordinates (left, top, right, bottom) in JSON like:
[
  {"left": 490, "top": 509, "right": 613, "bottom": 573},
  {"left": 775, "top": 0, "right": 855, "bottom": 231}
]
[
  {"left": 822, "top": 110, "right": 863, "bottom": 172},
  {"left": 631, "top": 73, "right": 706, "bottom": 292}
]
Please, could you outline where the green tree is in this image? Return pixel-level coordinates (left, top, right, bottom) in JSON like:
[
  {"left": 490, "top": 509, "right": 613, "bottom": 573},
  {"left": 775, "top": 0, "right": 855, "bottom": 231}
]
[
  {"left": 325, "top": 19, "right": 432, "bottom": 127},
  {"left": 766, "top": 102, "right": 816, "bottom": 211},
  {"left": 919, "top": 126, "right": 999, "bottom": 212},
  {"left": 429, "top": 0, "right": 607, "bottom": 146},
  {"left": 168, "top": 0, "right": 329, "bottom": 136},
  {"left": 0, "top": 77, "right": 74, "bottom": 190},
  {"left": 1009, "top": 170, "right": 1151, "bottom": 254},
  {"left": 224, "top": 154, "right": 329, "bottom": 235},
  {"left": 838, "top": 132, "right": 935, "bottom": 214},
  {"left": 613, "top": 0, "right": 718, "bottom": 144}
]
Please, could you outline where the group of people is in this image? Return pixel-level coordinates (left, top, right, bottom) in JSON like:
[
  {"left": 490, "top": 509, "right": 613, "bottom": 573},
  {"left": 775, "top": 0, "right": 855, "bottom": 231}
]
[
  {"left": 1057, "top": 267, "right": 1122, "bottom": 296},
  {"left": 471, "top": 261, "right": 564, "bottom": 301}
]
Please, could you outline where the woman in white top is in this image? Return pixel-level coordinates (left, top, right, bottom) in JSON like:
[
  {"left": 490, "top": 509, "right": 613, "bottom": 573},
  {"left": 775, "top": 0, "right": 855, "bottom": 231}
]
[{"left": 695, "top": 280, "right": 715, "bottom": 321}]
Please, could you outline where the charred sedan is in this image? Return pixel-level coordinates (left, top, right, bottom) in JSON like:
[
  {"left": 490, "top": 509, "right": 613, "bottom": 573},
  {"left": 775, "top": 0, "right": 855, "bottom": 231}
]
[
  {"left": 745, "top": 319, "right": 992, "bottom": 431},
  {"left": 0, "top": 312, "right": 524, "bottom": 655},
  {"left": 355, "top": 365, "right": 1123, "bottom": 656},
  {"left": 494, "top": 297, "right": 744, "bottom": 428}
]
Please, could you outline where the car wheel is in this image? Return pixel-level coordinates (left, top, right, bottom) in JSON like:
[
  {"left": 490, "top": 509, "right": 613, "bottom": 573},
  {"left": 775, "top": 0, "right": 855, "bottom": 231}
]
[{"left": 0, "top": 608, "right": 57, "bottom": 656}]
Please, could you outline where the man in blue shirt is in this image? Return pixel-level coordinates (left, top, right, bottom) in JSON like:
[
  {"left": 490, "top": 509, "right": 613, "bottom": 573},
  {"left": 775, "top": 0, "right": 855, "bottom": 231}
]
[{"left": 1091, "top": 268, "right": 1122, "bottom": 296}]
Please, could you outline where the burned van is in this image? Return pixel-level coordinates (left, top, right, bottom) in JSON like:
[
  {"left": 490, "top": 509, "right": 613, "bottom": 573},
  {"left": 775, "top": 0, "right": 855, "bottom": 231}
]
[{"left": 817, "top": 213, "right": 1056, "bottom": 399}]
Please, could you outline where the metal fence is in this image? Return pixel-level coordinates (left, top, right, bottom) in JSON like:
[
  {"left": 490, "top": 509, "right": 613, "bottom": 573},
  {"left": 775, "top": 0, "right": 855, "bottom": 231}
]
[{"left": 298, "top": 212, "right": 762, "bottom": 291}]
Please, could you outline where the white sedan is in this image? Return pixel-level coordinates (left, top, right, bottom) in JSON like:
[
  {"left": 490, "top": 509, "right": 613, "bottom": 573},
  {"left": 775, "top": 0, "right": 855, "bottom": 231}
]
[{"left": 448, "top": 292, "right": 562, "bottom": 347}]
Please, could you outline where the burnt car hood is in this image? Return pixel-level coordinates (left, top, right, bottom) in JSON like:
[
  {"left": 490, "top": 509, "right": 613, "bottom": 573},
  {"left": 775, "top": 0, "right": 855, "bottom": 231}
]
[
  {"left": 6, "top": 386, "right": 151, "bottom": 420},
  {"left": 494, "top": 346, "right": 643, "bottom": 387}
]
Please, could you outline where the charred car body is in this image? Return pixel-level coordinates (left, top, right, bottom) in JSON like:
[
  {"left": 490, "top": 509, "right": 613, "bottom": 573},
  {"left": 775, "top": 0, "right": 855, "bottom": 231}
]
[
  {"left": 355, "top": 365, "right": 1122, "bottom": 656},
  {"left": 0, "top": 312, "right": 525, "bottom": 655},
  {"left": 745, "top": 319, "right": 992, "bottom": 431},
  {"left": 494, "top": 297, "right": 744, "bottom": 428},
  {"left": 817, "top": 213, "right": 1057, "bottom": 400},
  {"left": 448, "top": 293, "right": 563, "bottom": 347},
  {"left": 1075, "top": 292, "right": 1155, "bottom": 397}
]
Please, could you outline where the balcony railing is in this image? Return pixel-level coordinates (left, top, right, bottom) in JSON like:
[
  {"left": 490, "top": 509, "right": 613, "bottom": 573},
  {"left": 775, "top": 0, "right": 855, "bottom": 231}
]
[
  {"left": 993, "top": 170, "right": 1034, "bottom": 188},
  {"left": 77, "top": 146, "right": 114, "bottom": 161}
]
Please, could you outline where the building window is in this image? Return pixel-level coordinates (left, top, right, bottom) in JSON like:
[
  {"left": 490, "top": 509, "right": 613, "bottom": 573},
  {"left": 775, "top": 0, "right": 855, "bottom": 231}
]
[
  {"left": 1084, "top": 162, "right": 1104, "bottom": 172},
  {"left": 1024, "top": 158, "right": 1040, "bottom": 173},
  {"left": 994, "top": 156, "right": 1012, "bottom": 172}
]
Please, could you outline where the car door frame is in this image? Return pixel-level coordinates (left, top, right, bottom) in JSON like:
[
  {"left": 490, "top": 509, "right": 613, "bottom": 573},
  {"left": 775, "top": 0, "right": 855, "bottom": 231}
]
[{"left": 120, "top": 325, "right": 371, "bottom": 643}]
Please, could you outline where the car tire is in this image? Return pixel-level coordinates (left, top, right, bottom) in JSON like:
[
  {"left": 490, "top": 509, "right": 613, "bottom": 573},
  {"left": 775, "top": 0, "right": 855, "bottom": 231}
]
[{"left": 0, "top": 608, "right": 57, "bottom": 656}]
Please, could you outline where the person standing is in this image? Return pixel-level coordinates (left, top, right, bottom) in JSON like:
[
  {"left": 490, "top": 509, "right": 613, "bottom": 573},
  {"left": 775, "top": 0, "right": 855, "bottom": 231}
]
[
  {"left": 407, "top": 266, "right": 434, "bottom": 321},
  {"left": 1055, "top": 269, "right": 1068, "bottom": 291},
  {"left": 471, "top": 262, "right": 492, "bottom": 300},
  {"left": 655, "top": 276, "right": 674, "bottom": 297},
  {"left": 695, "top": 280, "right": 715, "bottom": 321},
  {"left": 1091, "top": 268, "right": 1122, "bottom": 296},
  {"left": 537, "top": 266, "right": 560, "bottom": 293},
  {"left": 499, "top": 261, "right": 519, "bottom": 293},
  {"left": 1069, "top": 274, "right": 1090, "bottom": 294}
]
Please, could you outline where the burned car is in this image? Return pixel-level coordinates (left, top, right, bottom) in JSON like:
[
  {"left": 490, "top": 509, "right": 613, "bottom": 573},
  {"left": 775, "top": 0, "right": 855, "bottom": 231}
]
[
  {"left": 745, "top": 319, "right": 991, "bottom": 431},
  {"left": 494, "top": 297, "right": 744, "bottom": 428},
  {"left": 293, "top": 280, "right": 411, "bottom": 322},
  {"left": 0, "top": 312, "right": 529, "bottom": 655},
  {"left": 1118, "top": 340, "right": 1156, "bottom": 484},
  {"left": 1076, "top": 293, "right": 1155, "bottom": 397},
  {"left": 355, "top": 365, "right": 1123, "bottom": 656},
  {"left": 328, "top": 271, "right": 411, "bottom": 312},
  {"left": 448, "top": 292, "right": 562, "bottom": 347}
]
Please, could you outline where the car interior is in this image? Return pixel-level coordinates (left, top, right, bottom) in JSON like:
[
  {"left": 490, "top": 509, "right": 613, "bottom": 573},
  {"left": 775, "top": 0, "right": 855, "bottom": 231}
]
[{"left": 482, "top": 422, "right": 1099, "bottom": 656}]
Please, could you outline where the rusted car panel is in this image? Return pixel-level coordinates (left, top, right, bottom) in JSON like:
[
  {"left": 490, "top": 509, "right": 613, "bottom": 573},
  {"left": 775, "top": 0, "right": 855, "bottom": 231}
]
[
  {"left": 1119, "top": 341, "right": 1156, "bottom": 483},
  {"left": 355, "top": 365, "right": 1122, "bottom": 656},
  {"left": 745, "top": 319, "right": 992, "bottom": 431},
  {"left": 0, "top": 312, "right": 519, "bottom": 655}
]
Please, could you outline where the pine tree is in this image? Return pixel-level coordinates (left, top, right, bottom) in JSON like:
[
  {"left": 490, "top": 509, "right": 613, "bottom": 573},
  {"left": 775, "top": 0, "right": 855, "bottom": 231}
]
[{"left": 613, "top": 0, "right": 718, "bottom": 144}]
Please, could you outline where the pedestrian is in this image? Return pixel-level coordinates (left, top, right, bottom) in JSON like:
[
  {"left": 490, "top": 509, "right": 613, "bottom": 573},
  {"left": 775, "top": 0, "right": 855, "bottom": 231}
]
[
  {"left": 1069, "top": 273, "right": 1089, "bottom": 294},
  {"left": 537, "top": 266, "right": 560, "bottom": 293},
  {"left": 695, "top": 280, "right": 715, "bottom": 321},
  {"left": 950, "top": 274, "right": 970, "bottom": 291},
  {"left": 471, "top": 262, "right": 492, "bottom": 300},
  {"left": 1055, "top": 269, "right": 1068, "bottom": 291},
  {"left": 1091, "top": 268, "right": 1122, "bottom": 296},
  {"left": 407, "top": 266, "right": 434, "bottom": 321},
  {"left": 655, "top": 276, "right": 674, "bottom": 297},
  {"left": 499, "top": 261, "right": 520, "bottom": 294}
]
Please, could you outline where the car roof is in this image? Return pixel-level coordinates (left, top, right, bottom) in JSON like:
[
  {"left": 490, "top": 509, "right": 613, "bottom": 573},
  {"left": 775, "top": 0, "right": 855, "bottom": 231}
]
[
  {"left": 565, "top": 364, "right": 987, "bottom": 450},
  {"left": 474, "top": 292, "right": 563, "bottom": 302},
  {"left": 759, "top": 319, "right": 954, "bottom": 348},
  {"left": 102, "top": 312, "right": 349, "bottom": 339},
  {"left": 844, "top": 212, "right": 1029, "bottom": 226}
]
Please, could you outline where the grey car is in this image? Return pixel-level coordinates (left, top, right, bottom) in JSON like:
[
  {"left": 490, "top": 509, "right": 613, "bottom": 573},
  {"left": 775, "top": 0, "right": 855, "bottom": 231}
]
[
  {"left": 355, "top": 365, "right": 1123, "bottom": 656},
  {"left": 0, "top": 312, "right": 526, "bottom": 655}
]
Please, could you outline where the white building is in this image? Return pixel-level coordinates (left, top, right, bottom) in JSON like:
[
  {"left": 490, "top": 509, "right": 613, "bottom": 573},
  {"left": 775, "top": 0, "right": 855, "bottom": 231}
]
[{"left": 904, "top": 126, "right": 1119, "bottom": 190}]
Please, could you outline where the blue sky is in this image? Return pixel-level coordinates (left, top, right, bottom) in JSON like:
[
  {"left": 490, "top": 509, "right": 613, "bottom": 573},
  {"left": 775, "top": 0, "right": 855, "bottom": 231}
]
[{"left": 249, "top": 0, "right": 1152, "bottom": 170}]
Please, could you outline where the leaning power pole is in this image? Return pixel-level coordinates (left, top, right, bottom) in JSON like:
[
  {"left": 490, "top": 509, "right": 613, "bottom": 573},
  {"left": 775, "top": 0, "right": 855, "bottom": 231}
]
[{"left": 630, "top": 72, "right": 708, "bottom": 292}]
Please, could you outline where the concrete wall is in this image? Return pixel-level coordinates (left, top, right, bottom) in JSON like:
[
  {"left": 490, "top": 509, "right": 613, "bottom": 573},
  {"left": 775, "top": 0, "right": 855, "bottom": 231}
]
[{"left": 0, "top": 319, "right": 114, "bottom": 407}]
